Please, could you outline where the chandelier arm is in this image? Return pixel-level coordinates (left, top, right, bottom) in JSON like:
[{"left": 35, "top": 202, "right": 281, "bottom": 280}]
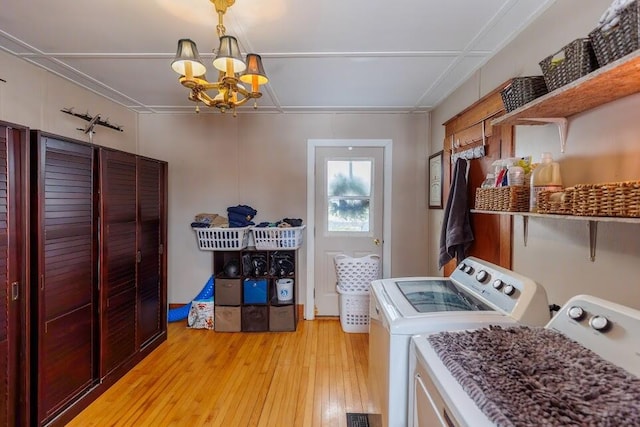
[{"left": 194, "top": 90, "right": 217, "bottom": 108}]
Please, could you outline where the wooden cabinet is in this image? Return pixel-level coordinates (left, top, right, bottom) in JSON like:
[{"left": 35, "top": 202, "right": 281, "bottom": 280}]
[
  {"left": 99, "top": 149, "right": 137, "bottom": 376},
  {"left": 213, "top": 249, "right": 297, "bottom": 332},
  {"left": 30, "top": 132, "right": 99, "bottom": 425},
  {"left": 0, "top": 122, "right": 29, "bottom": 426},
  {"left": 98, "top": 150, "right": 167, "bottom": 376},
  {"left": 136, "top": 157, "right": 167, "bottom": 349},
  {"left": 30, "top": 134, "right": 167, "bottom": 426}
]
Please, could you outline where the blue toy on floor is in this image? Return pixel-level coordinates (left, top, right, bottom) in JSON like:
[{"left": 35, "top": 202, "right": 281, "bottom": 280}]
[{"left": 168, "top": 275, "right": 214, "bottom": 322}]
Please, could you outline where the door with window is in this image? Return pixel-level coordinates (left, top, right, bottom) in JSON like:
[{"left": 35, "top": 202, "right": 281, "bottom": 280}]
[{"left": 314, "top": 146, "right": 384, "bottom": 316}]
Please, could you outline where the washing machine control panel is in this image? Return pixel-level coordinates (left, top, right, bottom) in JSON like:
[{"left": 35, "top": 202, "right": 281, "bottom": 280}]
[{"left": 453, "top": 257, "right": 547, "bottom": 323}]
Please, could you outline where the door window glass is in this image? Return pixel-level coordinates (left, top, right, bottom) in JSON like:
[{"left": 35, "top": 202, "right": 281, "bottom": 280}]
[{"left": 327, "top": 159, "right": 372, "bottom": 232}]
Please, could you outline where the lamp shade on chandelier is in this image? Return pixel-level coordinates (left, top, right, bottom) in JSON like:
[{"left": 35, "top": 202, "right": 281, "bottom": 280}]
[{"left": 171, "top": 0, "right": 268, "bottom": 114}]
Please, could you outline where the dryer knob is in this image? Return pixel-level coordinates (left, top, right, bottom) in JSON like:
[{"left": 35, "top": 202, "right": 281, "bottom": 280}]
[
  {"left": 459, "top": 263, "right": 467, "bottom": 271},
  {"left": 464, "top": 265, "right": 474, "bottom": 274},
  {"left": 476, "top": 270, "right": 489, "bottom": 283},
  {"left": 492, "top": 279, "right": 504, "bottom": 290},
  {"left": 503, "top": 284, "right": 516, "bottom": 296},
  {"left": 589, "top": 315, "right": 611, "bottom": 332},
  {"left": 567, "top": 306, "right": 586, "bottom": 321}
]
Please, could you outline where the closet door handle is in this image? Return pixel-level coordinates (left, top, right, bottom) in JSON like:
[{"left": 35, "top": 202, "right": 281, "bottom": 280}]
[
  {"left": 11, "top": 282, "right": 19, "bottom": 301},
  {"left": 136, "top": 251, "right": 142, "bottom": 263}
]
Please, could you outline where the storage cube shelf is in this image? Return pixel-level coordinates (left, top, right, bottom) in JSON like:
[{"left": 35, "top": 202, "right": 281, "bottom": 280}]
[{"left": 212, "top": 248, "right": 298, "bottom": 332}]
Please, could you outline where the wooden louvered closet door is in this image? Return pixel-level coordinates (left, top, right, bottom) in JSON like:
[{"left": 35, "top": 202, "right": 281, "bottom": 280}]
[
  {"left": 0, "top": 123, "right": 27, "bottom": 426},
  {"left": 32, "top": 133, "right": 98, "bottom": 425},
  {"left": 137, "top": 158, "right": 165, "bottom": 347},
  {"left": 99, "top": 149, "right": 137, "bottom": 376}
]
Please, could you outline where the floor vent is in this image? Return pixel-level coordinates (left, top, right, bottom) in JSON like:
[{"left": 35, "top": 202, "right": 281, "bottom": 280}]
[{"left": 346, "top": 413, "right": 382, "bottom": 427}]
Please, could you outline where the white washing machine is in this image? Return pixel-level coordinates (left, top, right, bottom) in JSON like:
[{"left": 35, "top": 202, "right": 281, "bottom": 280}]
[
  {"left": 409, "top": 294, "right": 640, "bottom": 426},
  {"left": 369, "top": 257, "right": 550, "bottom": 427}
]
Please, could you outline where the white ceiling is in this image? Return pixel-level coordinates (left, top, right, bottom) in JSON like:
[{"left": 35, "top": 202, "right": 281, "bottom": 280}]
[{"left": 0, "top": 0, "right": 555, "bottom": 114}]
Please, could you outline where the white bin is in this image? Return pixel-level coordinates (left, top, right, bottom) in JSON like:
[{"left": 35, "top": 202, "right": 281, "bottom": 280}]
[{"left": 276, "top": 278, "right": 294, "bottom": 302}]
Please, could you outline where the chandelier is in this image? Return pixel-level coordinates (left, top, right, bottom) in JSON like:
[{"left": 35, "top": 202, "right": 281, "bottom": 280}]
[{"left": 171, "top": 0, "right": 268, "bottom": 115}]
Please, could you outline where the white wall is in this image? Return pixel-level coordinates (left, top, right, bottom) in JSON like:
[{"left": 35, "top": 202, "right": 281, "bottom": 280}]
[
  {"left": 140, "top": 112, "right": 430, "bottom": 304},
  {"left": 429, "top": 0, "right": 640, "bottom": 310}
]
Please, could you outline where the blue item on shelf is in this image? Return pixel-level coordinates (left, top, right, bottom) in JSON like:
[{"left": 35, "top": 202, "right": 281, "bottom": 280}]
[{"left": 243, "top": 278, "right": 268, "bottom": 304}]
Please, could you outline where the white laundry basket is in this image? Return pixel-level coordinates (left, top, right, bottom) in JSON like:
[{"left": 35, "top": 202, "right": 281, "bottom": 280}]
[{"left": 334, "top": 254, "right": 381, "bottom": 333}]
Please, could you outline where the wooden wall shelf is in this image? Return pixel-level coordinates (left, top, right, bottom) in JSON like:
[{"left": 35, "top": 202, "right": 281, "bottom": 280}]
[
  {"left": 472, "top": 209, "right": 640, "bottom": 262},
  {"left": 492, "top": 50, "right": 640, "bottom": 127}
]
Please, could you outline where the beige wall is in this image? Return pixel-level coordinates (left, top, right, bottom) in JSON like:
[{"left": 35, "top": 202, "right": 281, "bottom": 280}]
[
  {"left": 139, "top": 112, "right": 430, "bottom": 304},
  {"left": 429, "top": 0, "right": 640, "bottom": 310},
  {"left": 0, "top": 51, "right": 138, "bottom": 151},
  {"left": 0, "top": 48, "right": 432, "bottom": 308}
]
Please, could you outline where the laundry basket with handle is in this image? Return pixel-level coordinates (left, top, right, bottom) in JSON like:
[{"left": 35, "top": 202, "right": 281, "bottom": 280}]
[{"left": 333, "top": 254, "right": 381, "bottom": 333}]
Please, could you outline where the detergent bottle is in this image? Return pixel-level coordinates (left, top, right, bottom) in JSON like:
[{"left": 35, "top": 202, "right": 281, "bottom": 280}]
[{"left": 529, "top": 152, "right": 562, "bottom": 212}]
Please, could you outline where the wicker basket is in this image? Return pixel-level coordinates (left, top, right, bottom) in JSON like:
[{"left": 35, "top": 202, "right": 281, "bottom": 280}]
[
  {"left": 572, "top": 181, "right": 640, "bottom": 217},
  {"left": 500, "top": 76, "right": 548, "bottom": 112},
  {"left": 475, "top": 186, "right": 530, "bottom": 212},
  {"left": 589, "top": 0, "right": 640, "bottom": 66},
  {"left": 539, "top": 38, "right": 599, "bottom": 91},
  {"left": 537, "top": 188, "right": 574, "bottom": 214}
]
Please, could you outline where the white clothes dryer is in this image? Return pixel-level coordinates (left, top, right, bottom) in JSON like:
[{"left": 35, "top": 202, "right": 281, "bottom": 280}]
[{"left": 409, "top": 294, "right": 640, "bottom": 426}]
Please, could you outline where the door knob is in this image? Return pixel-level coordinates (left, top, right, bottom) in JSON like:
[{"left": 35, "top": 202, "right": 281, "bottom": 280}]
[{"left": 373, "top": 238, "right": 381, "bottom": 246}]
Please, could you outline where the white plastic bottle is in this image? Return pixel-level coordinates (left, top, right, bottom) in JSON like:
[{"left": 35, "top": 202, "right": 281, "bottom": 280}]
[{"left": 529, "top": 152, "right": 562, "bottom": 212}]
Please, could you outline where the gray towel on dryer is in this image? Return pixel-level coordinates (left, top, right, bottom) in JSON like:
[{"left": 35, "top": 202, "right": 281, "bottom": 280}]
[{"left": 439, "top": 158, "right": 474, "bottom": 269}]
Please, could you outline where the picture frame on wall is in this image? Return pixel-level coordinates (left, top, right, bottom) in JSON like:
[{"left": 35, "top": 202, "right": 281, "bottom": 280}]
[{"left": 428, "top": 150, "right": 443, "bottom": 209}]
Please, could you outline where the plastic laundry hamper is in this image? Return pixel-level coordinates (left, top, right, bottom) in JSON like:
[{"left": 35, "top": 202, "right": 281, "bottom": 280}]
[
  {"left": 334, "top": 254, "right": 381, "bottom": 333},
  {"left": 336, "top": 288, "right": 370, "bottom": 333}
]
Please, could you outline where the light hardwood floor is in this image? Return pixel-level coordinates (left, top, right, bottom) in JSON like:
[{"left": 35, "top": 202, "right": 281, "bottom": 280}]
[{"left": 67, "top": 318, "right": 377, "bottom": 426}]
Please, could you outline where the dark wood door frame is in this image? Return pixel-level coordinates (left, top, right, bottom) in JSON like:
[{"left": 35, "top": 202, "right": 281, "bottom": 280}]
[{"left": 441, "top": 82, "right": 514, "bottom": 275}]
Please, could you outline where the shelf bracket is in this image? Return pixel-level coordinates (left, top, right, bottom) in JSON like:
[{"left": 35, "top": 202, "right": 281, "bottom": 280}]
[
  {"left": 522, "top": 215, "right": 529, "bottom": 247},
  {"left": 524, "top": 118, "right": 568, "bottom": 153},
  {"left": 588, "top": 220, "right": 598, "bottom": 262}
]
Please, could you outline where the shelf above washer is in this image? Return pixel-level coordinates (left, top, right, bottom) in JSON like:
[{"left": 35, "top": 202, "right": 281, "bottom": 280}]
[
  {"left": 491, "top": 50, "right": 640, "bottom": 152},
  {"left": 471, "top": 210, "right": 640, "bottom": 262}
]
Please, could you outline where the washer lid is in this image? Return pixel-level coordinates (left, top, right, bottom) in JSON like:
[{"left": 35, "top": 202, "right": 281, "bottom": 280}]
[{"left": 396, "top": 280, "right": 491, "bottom": 313}]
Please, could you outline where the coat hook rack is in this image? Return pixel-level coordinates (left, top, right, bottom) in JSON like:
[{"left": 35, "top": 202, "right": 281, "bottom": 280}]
[{"left": 61, "top": 107, "right": 124, "bottom": 143}]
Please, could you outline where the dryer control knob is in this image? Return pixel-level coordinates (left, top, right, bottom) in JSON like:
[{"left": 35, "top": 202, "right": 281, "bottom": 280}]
[
  {"left": 459, "top": 263, "right": 467, "bottom": 271},
  {"left": 476, "top": 270, "right": 489, "bottom": 283},
  {"left": 589, "top": 315, "right": 611, "bottom": 332},
  {"left": 503, "top": 284, "right": 516, "bottom": 296},
  {"left": 492, "top": 279, "right": 504, "bottom": 290},
  {"left": 567, "top": 306, "right": 586, "bottom": 321}
]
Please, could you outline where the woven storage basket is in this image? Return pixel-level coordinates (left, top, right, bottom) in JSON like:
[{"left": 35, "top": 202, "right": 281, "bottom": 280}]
[
  {"left": 539, "top": 38, "right": 599, "bottom": 91},
  {"left": 475, "top": 186, "right": 530, "bottom": 212},
  {"left": 537, "top": 188, "right": 574, "bottom": 214},
  {"left": 500, "top": 76, "right": 548, "bottom": 112},
  {"left": 589, "top": 0, "right": 640, "bottom": 66},
  {"left": 572, "top": 181, "right": 640, "bottom": 217}
]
